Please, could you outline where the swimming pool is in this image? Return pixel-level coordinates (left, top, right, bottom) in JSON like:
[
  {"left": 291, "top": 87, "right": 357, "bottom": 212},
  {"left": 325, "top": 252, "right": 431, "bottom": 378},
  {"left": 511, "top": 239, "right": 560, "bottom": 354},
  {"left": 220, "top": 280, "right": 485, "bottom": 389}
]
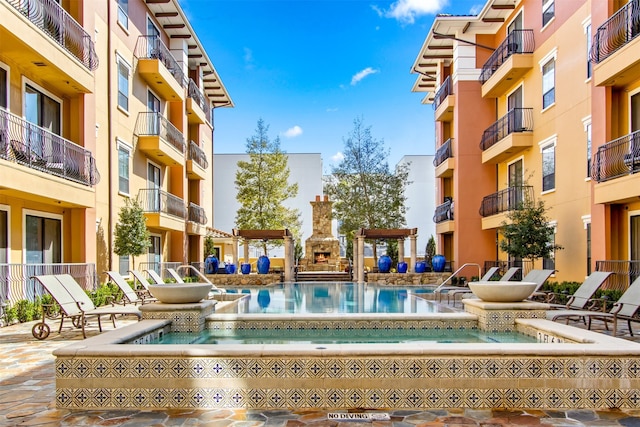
[{"left": 224, "top": 282, "right": 446, "bottom": 314}]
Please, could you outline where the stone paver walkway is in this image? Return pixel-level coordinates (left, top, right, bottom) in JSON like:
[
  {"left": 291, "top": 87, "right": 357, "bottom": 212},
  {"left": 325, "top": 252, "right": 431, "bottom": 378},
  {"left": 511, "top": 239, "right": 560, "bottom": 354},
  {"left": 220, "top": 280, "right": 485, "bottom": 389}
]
[{"left": 2, "top": 314, "right": 640, "bottom": 426}]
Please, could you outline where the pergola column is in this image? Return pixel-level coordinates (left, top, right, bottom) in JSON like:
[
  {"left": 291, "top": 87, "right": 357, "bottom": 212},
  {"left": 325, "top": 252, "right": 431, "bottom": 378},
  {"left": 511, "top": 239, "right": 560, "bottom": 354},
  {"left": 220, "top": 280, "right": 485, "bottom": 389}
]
[
  {"left": 397, "top": 238, "right": 405, "bottom": 264},
  {"left": 356, "top": 234, "right": 365, "bottom": 283},
  {"left": 409, "top": 234, "right": 417, "bottom": 273},
  {"left": 284, "top": 235, "right": 293, "bottom": 282},
  {"left": 232, "top": 236, "right": 239, "bottom": 271},
  {"left": 243, "top": 241, "right": 249, "bottom": 263}
]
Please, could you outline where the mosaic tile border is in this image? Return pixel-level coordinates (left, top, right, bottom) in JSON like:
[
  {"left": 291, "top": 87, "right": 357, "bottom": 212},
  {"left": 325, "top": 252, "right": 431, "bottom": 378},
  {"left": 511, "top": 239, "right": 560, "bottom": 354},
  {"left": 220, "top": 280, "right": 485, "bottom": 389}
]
[
  {"left": 206, "top": 319, "right": 479, "bottom": 332},
  {"left": 464, "top": 305, "right": 547, "bottom": 332}
]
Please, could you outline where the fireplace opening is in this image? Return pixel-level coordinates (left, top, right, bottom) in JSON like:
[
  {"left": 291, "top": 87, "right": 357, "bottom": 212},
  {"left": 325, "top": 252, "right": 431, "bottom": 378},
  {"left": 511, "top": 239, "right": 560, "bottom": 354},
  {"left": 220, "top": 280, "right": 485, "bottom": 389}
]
[{"left": 314, "top": 252, "right": 330, "bottom": 264}]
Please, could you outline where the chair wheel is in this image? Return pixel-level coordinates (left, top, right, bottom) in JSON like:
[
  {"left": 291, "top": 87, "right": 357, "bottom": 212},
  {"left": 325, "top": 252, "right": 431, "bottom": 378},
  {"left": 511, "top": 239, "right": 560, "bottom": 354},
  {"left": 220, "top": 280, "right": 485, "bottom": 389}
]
[{"left": 32, "top": 323, "right": 50, "bottom": 340}]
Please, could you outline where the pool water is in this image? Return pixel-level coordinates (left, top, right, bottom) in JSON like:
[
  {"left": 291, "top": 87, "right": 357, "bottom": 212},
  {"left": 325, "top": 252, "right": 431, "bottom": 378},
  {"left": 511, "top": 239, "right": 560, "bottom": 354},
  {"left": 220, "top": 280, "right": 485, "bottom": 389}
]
[
  {"left": 224, "top": 282, "right": 448, "bottom": 314},
  {"left": 147, "top": 329, "right": 537, "bottom": 345}
]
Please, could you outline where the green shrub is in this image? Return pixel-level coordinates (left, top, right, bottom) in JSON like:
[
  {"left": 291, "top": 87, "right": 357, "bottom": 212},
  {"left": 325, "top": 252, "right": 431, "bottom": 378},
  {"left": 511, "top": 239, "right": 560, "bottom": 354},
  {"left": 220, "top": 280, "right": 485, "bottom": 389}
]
[
  {"left": 91, "top": 282, "right": 121, "bottom": 307},
  {"left": 15, "top": 299, "right": 35, "bottom": 323},
  {"left": 4, "top": 305, "right": 17, "bottom": 324}
]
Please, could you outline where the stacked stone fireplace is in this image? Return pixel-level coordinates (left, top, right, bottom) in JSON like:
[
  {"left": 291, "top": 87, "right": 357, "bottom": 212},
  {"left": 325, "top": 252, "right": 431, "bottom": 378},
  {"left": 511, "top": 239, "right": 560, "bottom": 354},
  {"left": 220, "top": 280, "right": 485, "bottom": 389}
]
[{"left": 302, "top": 195, "right": 341, "bottom": 271}]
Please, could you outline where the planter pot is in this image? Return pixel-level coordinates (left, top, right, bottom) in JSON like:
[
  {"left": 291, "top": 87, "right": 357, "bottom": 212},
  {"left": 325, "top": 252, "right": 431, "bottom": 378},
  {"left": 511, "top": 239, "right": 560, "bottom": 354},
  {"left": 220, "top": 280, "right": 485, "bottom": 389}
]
[
  {"left": 432, "top": 255, "right": 446, "bottom": 273},
  {"left": 257, "top": 255, "right": 270, "bottom": 274},
  {"left": 378, "top": 255, "right": 392, "bottom": 273},
  {"left": 204, "top": 255, "right": 218, "bottom": 274},
  {"left": 225, "top": 263, "right": 236, "bottom": 274},
  {"left": 397, "top": 261, "right": 408, "bottom": 273},
  {"left": 415, "top": 261, "right": 426, "bottom": 273},
  {"left": 240, "top": 263, "right": 251, "bottom": 275}
]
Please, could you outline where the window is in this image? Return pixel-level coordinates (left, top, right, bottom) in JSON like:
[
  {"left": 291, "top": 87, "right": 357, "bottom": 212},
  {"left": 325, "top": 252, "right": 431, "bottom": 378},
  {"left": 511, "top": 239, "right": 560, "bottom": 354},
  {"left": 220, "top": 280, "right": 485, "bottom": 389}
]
[
  {"left": 542, "top": 144, "right": 555, "bottom": 191},
  {"left": 0, "top": 207, "right": 7, "bottom": 263},
  {"left": 542, "top": 59, "right": 555, "bottom": 109},
  {"left": 25, "top": 83, "right": 61, "bottom": 134},
  {"left": 586, "top": 222, "right": 591, "bottom": 276},
  {"left": 586, "top": 122, "right": 592, "bottom": 178},
  {"left": 118, "top": 255, "right": 129, "bottom": 276},
  {"left": 117, "top": 141, "right": 130, "bottom": 194},
  {"left": 0, "top": 65, "right": 7, "bottom": 109},
  {"left": 585, "top": 23, "right": 592, "bottom": 79},
  {"left": 543, "top": 222, "right": 557, "bottom": 271},
  {"left": 117, "top": 56, "right": 130, "bottom": 111},
  {"left": 117, "top": 0, "right": 128, "bottom": 30},
  {"left": 542, "top": 0, "right": 554, "bottom": 27},
  {"left": 25, "top": 213, "right": 62, "bottom": 264}
]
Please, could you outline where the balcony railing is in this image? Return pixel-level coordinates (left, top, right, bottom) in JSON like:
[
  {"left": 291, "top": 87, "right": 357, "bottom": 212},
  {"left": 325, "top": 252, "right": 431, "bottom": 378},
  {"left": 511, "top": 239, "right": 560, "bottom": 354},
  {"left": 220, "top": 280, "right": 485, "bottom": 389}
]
[
  {"left": 134, "top": 112, "right": 185, "bottom": 154},
  {"left": 0, "top": 263, "right": 96, "bottom": 308},
  {"left": 479, "top": 29, "right": 535, "bottom": 83},
  {"left": 590, "top": 0, "right": 640, "bottom": 64},
  {"left": 590, "top": 130, "right": 640, "bottom": 183},
  {"left": 4, "top": 0, "right": 98, "bottom": 70},
  {"left": 0, "top": 108, "right": 99, "bottom": 186},
  {"left": 433, "top": 199, "right": 453, "bottom": 223},
  {"left": 135, "top": 35, "right": 186, "bottom": 88},
  {"left": 433, "top": 138, "right": 453, "bottom": 167},
  {"left": 188, "top": 202, "right": 207, "bottom": 225},
  {"left": 479, "top": 185, "right": 534, "bottom": 217},
  {"left": 433, "top": 76, "right": 452, "bottom": 111},
  {"left": 138, "top": 188, "right": 186, "bottom": 219},
  {"left": 188, "top": 79, "right": 211, "bottom": 123},
  {"left": 188, "top": 140, "right": 208, "bottom": 169},
  {"left": 596, "top": 260, "right": 640, "bottom": 292},
  {"left": 480, "top": 108, "right": 533, "bottom": 151}
]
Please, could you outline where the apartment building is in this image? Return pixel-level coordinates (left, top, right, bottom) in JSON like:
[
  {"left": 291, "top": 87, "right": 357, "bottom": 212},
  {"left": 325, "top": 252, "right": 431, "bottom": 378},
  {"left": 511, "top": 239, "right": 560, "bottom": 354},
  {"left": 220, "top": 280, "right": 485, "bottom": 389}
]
[
  {"left": 0, "top": 0, "right": 232, "bottom": 301},
  {"left": 412, "top": 0, "right": 598, "bottom": 282}
]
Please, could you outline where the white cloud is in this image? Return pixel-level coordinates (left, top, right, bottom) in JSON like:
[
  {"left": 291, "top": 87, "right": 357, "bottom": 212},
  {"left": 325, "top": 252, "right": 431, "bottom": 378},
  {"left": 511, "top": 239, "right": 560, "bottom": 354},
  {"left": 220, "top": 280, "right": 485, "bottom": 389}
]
[
  {"left": 283, "top": 125, "right": 303, "bottom": 138},
  {"left": 351, "top": 67, "right": 379, "bottom": 85},
  {"left": 331, "top": 152, "right": 345, "bottom": 163},
  {"left": 376, "top": 0, "right": 448, "bottom": 24},
  {"left": 326, "top": 107, "right": 339, "bottom": 113},
  {"left": 243, "top": 47, "right": 254, "bottom": 69}
]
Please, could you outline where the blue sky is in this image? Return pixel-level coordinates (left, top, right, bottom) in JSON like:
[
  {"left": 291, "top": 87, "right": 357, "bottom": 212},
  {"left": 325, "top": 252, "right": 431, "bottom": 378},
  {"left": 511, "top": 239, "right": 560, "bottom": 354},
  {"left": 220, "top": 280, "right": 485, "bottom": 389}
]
[{"left": 180, "top": 0, "right": 483, "bottom": 171}]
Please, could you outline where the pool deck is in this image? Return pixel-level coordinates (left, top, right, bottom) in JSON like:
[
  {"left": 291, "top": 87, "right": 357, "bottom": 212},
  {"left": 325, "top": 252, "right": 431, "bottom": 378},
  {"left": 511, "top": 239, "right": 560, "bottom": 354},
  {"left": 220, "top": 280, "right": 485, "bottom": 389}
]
[{"left": 3, "top": 315, "right": 640, "bottom": 426}]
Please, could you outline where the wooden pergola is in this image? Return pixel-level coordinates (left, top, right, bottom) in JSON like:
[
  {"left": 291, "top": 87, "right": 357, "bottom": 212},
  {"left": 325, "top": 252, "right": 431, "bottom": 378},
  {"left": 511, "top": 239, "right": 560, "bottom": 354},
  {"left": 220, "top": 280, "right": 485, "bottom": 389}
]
[
  {"left": 353, "top": 228, "right": 419, "bottom": 283},
  {"left": 232, "top": 229, "right": 294, "bottom": 282}
]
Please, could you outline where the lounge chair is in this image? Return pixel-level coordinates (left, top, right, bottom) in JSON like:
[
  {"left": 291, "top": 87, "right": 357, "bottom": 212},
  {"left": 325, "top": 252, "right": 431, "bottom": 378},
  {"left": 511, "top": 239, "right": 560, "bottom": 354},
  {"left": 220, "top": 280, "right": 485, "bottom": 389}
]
[
  {"left": 129, "top": 269, "right": 153, "bottom": 289},
  {"left": 435, "top": 266, "right": 500, "bottom": 303},
  {"left": 448, "top": 266, "right": 523, "bottom": 306},
  {"left": 549, "top": 273, "right": 639, "bottom": 337},
  {"left": 166, "top": 268, "right": 185, "bottom": 283},
  {"left": 174, "top": 264, "right": 226, "bottom": 294},
  {"left": 145, "top": 269, "right": 165, "bottom": 284},
  {"left": 545, "top": 271, "right": 613, "bottom": 316},
  {"left": 105, "top": 271, "right": 155, "bottom": 304},
  {"left": 31, "top": 274, "right": 142, "bottom": 340},
  {"left": 500, "top": 267, "right": 522, "bottom": 281}
]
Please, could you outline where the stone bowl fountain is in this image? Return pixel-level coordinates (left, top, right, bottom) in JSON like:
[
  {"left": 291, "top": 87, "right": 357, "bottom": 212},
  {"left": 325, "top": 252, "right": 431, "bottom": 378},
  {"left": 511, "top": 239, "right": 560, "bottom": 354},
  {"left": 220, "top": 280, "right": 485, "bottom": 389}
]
[
  {"left": 148, "top": 283, "right": 212, "bottom": 304},
  {"left": 467, "top": 281, "right": 537, "bottom": 302}
]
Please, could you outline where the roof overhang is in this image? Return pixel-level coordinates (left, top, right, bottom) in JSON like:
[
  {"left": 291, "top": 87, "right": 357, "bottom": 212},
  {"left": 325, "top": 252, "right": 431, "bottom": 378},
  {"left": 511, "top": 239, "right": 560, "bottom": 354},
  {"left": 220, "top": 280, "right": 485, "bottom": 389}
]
[
  {"left": 146, "top": 0, "right": 234, "bottom": 107},
  {"left": 356, "top": 228, "right": 418, "bottom": 239},
  {"left": 233, "top": 229, "right": 293, "bottom": 240}
]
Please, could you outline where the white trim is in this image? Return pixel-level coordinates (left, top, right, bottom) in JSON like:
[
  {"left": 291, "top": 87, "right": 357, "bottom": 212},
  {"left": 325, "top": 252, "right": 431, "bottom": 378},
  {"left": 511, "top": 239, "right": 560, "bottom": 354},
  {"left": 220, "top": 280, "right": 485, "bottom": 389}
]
[
  {"left": 0, "top": 60, "right": 9, "bottom": 110},
  {"left": 506, "top": 84, "right": 525, "bottom": 109},
  {"left": 146, "top": 13, "right": 160, "bottom": 37},
  {"left": 116, "top": 54, "right": 131, "bottom": 113},
  {"left": 22, "top": 209, "right": 64, "bottom": 264},
  {"left": 538, "top": 134, "right": 557, "bottom": 151},
  {"left": 582, "top": 214, "right": 591, "bottom": 229},
  {"left": 538, "top": 47, "right": 558, "bottom": 71},
  {"left": 147, "top": 160, "right": 162, "bottom": 187},
  {"left": 541, "top": 0, "right": 555, "bottom": 31},
  {"left": 147, "top": 88, "right": 163, "bottom": 114},
  {"left": 506, "top": 9, "right": 524, "bottom": 35},
  {"left": 0, "top": 204, "right": 10, "bottom": 263},
  {"left": 115, "top": 51, "right": 132, "bottom": 69},
  {"left": 582, "top": 16, "right": 592, "bottom": 31},
  {"left": 116, "top": 138, "right": 132, "bottom": 196},
  {"left": 581, "top": 115, "right": 592, "bottom": 130}
]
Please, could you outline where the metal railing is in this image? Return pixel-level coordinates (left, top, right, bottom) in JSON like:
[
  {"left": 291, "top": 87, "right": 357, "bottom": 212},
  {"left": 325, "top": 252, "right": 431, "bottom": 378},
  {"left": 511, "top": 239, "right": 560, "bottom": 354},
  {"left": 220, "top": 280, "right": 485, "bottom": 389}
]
[
  {"left": 480, "top": 108, "right": 533, "bottom": 151},
  {"left": 188, "top": 79, "right": 211, "bottom": 123},
  {"left": 433, "top": 199, "right": 453, "bottom": 223},
  {"left": 138, "top": 262, "right": 182, "bottom": 281},
  {"left": 433, "top": 76, "right": 452, "bottom": 111},
  {"left": 483, "top": 260, "right": 532, "bottom": 280},
  {"left": 0, "top": 263, "right": 96, "bottom": 308},
  {"left": 479, "top": 185, "right": 534, "bottom": 217},
  {"left": 0, "top": 108, "right": 99, "bottom": 186},
  {"left": 479, "top": 29, "right": 534, "bottom": 83},
  {"left": 188, "top": 140, "right": 208, "bottom": 169},
  {"left": 4, "top": 0, "right": 98, "bottom": 70},
  {"left": 134, "top": 111, "right": 185, "bottom": 154},
  {"left": 596, "top": 260, "right": 640, "bottom": 292},
  {"left": 134, "top": 35, "right": 186, "bottom": 87},
  {"left": 138, "top": 188, "right": 186, "bottom": 219},
  {"left": 433, "top": 138, "right": 453, "bottom": 167},
  {"left": 590, "top": 130, "right": 640, "bottom": 182},
  {"left": 590, "top": 0, "right": 640, "bottom": 64},
  {"left": 188, "top": 202, "right": 207, "bottom": 225}
]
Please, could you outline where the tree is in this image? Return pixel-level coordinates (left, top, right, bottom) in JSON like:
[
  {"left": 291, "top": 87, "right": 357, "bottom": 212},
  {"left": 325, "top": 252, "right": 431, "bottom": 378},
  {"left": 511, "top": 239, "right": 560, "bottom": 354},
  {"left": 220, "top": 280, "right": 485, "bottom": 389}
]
[
  {"left": 204, "top": 235, "right": 216, "bottom": 258},
  {"left": 113, "top": 198, "right": 151, "bottom": 269},
  {"left": 235, "top": 119, "right": 301, "bottom": 255},
  {"left": 499, "top": 199, "right": 563, "bottom": 264},
  {"left": 425, "top": 235, "right": 436, "bottom": 265},
  {"left": 324, "top": 117, "right": 410, "bottom": 262}
]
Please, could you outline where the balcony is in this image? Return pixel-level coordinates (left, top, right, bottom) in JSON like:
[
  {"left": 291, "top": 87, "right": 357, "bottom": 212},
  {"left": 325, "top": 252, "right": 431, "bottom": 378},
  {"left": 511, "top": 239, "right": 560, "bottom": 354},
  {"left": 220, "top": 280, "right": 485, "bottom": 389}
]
[
  {"left": 186, "top": 140, "right": 208, "bottom": 180},
  {"left": 0, "top": 108, "right": 98, "bottom": 207},
  {"left": 480, "top": 30, "right": 534, "bottom": 98},
  {"left": 186, "top": 79, "right": 211, "bottom": 124},
  {"left": 135, "top": 36, "right": 186, "bottom": 101},
  {"left": 591, "top": 1, "right": 640, "bottom": 87},
  {"left": 479, "top": 185, "right": 534, "bottom": 230},
  {"left": 433, "top": 199, "right": 454, "bottom": 234},
  {"left": 1, "top": 0, "right": 98, "bottom": 94},
  {"left": 434, "top": 138, "right": 454, "bottom": 178},
  {"left": 138, "top": 188, "right": 186, "bottom": 232},
  {"left": 480, "top": 108, "right": 533, "bottom": 164},
  {"left": 186, "top": 202, "right": 208, "bottom": 235},
  {"left": 591, "top": 130, "right": 640, "bottom": 204},
  {"left": 134, "top": 112, "right": 185, "bottom": 167},
  {"left": 433, "top": 76, "right": 454, "bottom": 122}
]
